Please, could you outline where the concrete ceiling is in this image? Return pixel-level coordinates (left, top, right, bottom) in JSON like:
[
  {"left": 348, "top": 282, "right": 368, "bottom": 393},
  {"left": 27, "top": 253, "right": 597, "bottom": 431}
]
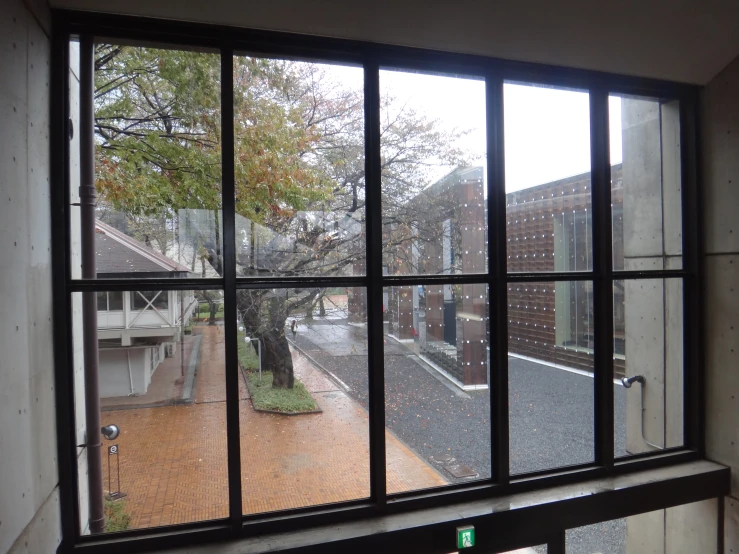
[{"left": 50, "top": 0, "right": 739, "bottom": 85}]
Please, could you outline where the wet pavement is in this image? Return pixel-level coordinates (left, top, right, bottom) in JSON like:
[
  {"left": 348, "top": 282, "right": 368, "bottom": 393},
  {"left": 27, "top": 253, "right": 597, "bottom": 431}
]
[
  {"left": 291, "top": 319, "right": 627, "bottom": 480},
  {"left": 98, "top": 315, "right": 627, "bottom": 551},
  {"left": 290, "top": 316, "right": 628, "bottom": 553},
  {"left": 100, "top": 324, "right": 445, "bottom": 530}
]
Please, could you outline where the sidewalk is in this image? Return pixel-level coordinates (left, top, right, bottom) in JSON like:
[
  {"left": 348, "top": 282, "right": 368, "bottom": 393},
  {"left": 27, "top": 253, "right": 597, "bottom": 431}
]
[
  {"left": 101, "top": 325, "right": 445, "bottom": 529},
  {"left": 100, "top": 332, "right": 200, "bottom": 410},
  {"left": 290, "top": 322, "right": 493, "bottom": 487}
]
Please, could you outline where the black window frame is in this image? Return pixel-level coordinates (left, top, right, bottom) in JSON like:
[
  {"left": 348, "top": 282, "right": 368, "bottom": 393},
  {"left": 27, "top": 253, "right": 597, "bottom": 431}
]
[{"left": 50, "top": 8, "right": 703, "bottom": 553}]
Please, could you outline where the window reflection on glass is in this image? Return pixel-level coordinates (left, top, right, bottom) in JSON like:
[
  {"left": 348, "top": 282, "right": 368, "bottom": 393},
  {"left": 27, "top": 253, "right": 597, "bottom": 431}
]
[
  {"left": 380, "top": 69, "right": 487, "bottom": 276},
  {"left": 505, "top": 82, "right": 592, "bottom": 273}
]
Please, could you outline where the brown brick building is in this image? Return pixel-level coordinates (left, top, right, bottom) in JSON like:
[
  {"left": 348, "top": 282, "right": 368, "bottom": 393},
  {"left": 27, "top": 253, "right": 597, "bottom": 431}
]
[{"left": 362, "top": 164, "right": 627, "bottom": 387}]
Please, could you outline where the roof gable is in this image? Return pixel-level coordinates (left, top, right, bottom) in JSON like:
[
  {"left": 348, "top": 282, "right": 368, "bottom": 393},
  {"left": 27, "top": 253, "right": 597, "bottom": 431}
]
[{"left": 95, "top": 220, "right": 192, "bottom": 275}]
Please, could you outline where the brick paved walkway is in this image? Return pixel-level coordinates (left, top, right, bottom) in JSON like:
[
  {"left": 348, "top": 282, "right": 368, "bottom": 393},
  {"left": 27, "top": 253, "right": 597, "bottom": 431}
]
[{"left": 101, "top": 325, "right": 445, "bottom": 529}]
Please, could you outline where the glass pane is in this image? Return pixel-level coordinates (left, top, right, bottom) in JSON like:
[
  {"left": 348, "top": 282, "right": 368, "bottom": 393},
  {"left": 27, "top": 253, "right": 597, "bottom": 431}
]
[
  {"left": 108, "top": 291, "right": 123, "bottom": 311},
  {"left": 566, "top": 500, "right": 717, "bottom": 554},
  {"left": 232, "top": 56, "right": 365, "bottom": 278},
  {"left": 566, "top": 519, "right": 626, "bottom": 554},
  {"left": 384, "top": 283, "right": 491, "bottom": 494},
  {"left": 614, "top": 278, "right": 684, "bottom": 458},
  {"left": 445, "top": 547, "right": 546, "bottom": 554},
  {"left": 444, "top": 546, "right": 546, "bottom": 554},
  {"left": 239, "top": 287, "right": 369, "bottom": 514},
  {"left": 380, "top": 69, "right": 487, "bottom": 276},
  {"left": 69, "top": 42, "right": 222, "bottom": 280},
  {"left": 505, "top": 83, "right": 592, "bottom": 273},
  {"left": 73, "top": 289, "right": 226, "bottom": 533},
  {"left": 509, "top": 281, "right": 594, "bottom": 474},
  {"left": 609, "top": 95, "right": 682, "bottom": 271},
  {"left": 97, "top": 291, "right": 107, "bottom": 311}
]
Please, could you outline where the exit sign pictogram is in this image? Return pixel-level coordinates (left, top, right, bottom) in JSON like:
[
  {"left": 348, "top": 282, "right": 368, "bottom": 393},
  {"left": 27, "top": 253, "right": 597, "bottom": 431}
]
[{"left": 457, "top": 525, "right": 475, "bottom": 549}]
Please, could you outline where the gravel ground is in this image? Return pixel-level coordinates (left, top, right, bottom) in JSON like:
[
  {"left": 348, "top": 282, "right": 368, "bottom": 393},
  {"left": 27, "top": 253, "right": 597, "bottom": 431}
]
[{"left": 291, "top": 320, "right": 628, "bottom": 554}]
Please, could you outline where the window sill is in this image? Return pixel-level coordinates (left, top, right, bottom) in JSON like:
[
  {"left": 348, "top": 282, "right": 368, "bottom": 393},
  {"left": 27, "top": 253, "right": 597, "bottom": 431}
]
[{"left": 73, "top": 460, "right": 728, "bottom": 554}]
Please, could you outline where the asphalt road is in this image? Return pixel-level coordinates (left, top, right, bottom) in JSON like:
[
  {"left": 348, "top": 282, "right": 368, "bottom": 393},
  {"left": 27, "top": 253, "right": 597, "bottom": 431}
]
[{"left": 291, "top": 320, "right": 629, "bottom": 554}]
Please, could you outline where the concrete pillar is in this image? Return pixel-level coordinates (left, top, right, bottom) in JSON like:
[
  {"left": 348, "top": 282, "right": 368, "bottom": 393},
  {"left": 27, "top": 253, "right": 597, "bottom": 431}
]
[
  {"left": 702, "top": 54, "right": 739, "bottom": 554},
  {"left": 621, "top": 96, "right": 686, "bottom": 552},
  {"left": 626, "top": 509, "right": 664, "bottom": 554},
  {"left": 625, "top": 500, "right": 718, "bottom": 554},
  {"left": 621, "top": 97, "right": 684, "bottom": 457},
  {"left": 0, "top": 1, "right": 61, "bottom": 553}
]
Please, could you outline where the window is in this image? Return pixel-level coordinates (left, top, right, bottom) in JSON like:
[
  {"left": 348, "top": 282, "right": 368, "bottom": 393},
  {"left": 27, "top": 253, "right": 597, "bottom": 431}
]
[
  {"left": 54, "top": 12, "right": 700, "bottom": 551},
  {"left": 97, "top": 291, "right": 123, "bottom": 312},
  {"left": 565, "top": 499, "right": 718, "bottom": 554}
]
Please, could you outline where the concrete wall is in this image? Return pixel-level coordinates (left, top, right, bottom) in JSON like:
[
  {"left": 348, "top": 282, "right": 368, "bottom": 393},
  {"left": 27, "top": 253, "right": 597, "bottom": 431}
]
[
  {"left": 621, "top": 97, "right": 692, "bottom": 550},
  {"left": 0, "top": 1, "right": 62, "bottom": 553},
  {"left": 46, "top": 0, "right": 739, "bottom": 85},
  {"left": 621, "top": 98, "right": 684, "bottom": 457},
  {"left": 701, "top": 54, "right": 739, "bottom": 553},
  {"left": 625, "top": 500, "right": 719, "bottom": 554}
]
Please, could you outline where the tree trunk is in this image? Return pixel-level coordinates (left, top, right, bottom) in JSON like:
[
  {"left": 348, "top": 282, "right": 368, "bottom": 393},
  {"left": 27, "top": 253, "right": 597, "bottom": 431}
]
[
  {"left": 208, "top": 301, "right": 217, "bottom": 325},
  {"left": 238, "top": 289, "right": 295, "bottom": 389},
  {"left": 262, "top": 328, "right": 294, "bottom": 389},
  {"left": 319, "top": 295, "right": 326, "bottom": 317},
  {"left": 304, "top": 290, "right": 319, "bottom": 320}
]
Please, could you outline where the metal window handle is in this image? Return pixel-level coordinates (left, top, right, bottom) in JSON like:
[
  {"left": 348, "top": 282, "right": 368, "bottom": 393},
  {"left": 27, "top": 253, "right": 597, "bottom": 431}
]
[
  {"left": 621, "top": 375, "right": 663, "bottom": 450},
  {"left": 621, "top": 375, "right": 645, "bottom": 388}
]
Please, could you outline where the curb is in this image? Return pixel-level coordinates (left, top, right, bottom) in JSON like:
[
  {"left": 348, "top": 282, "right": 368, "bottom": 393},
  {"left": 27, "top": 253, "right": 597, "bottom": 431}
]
[
  {"left": 287, "top": 337, "right": 352, "bottom": 393},
  {"left": 179, "top": 333, "right": 203, "bottom": 404},
  {"left": 239, "top": 353, "right": 322, "bottom": 416}
]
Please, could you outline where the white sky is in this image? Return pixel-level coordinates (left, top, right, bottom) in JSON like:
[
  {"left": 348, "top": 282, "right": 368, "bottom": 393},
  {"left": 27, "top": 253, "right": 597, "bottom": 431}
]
[{"left": 320, "top": 64, "right": 624, "bottom": 193}]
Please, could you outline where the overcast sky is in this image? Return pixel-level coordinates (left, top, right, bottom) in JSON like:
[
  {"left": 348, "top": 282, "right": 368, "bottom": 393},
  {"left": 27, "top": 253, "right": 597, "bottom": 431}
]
[{"left": 320, "top": 63, "right": 624, "bottom": 193}]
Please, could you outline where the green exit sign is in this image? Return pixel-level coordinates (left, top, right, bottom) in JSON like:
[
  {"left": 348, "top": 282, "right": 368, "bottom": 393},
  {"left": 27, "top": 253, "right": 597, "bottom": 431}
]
[{"left": 457, "top": 525, "right": 475, "bottom": 549}]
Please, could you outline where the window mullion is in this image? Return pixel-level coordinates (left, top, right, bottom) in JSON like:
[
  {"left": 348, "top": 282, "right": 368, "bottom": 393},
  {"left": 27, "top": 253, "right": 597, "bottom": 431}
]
[
  {"left": 679, "top": 96, "right": 702, "bottom": 453},
  {"left": 486, "top": 73, "right": 509, "bottom": 484},
  {"left": 364, "top": 59, "right": 387, "bottom": 508},
  {"left": 220, "top": 47, "right": 243, "bottom": 529},
  {"left": 589, "top": 89, "right": 615, "bottom": 468}
]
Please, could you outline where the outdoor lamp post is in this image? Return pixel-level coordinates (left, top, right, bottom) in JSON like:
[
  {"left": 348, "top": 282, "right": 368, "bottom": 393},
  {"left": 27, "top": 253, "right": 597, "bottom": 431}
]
[
  {"left": 101, "top": 424, "right": 120, "bottom": 441},
  {"left": 101, "top": 424, "right": 125, "bottom": 500}
]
